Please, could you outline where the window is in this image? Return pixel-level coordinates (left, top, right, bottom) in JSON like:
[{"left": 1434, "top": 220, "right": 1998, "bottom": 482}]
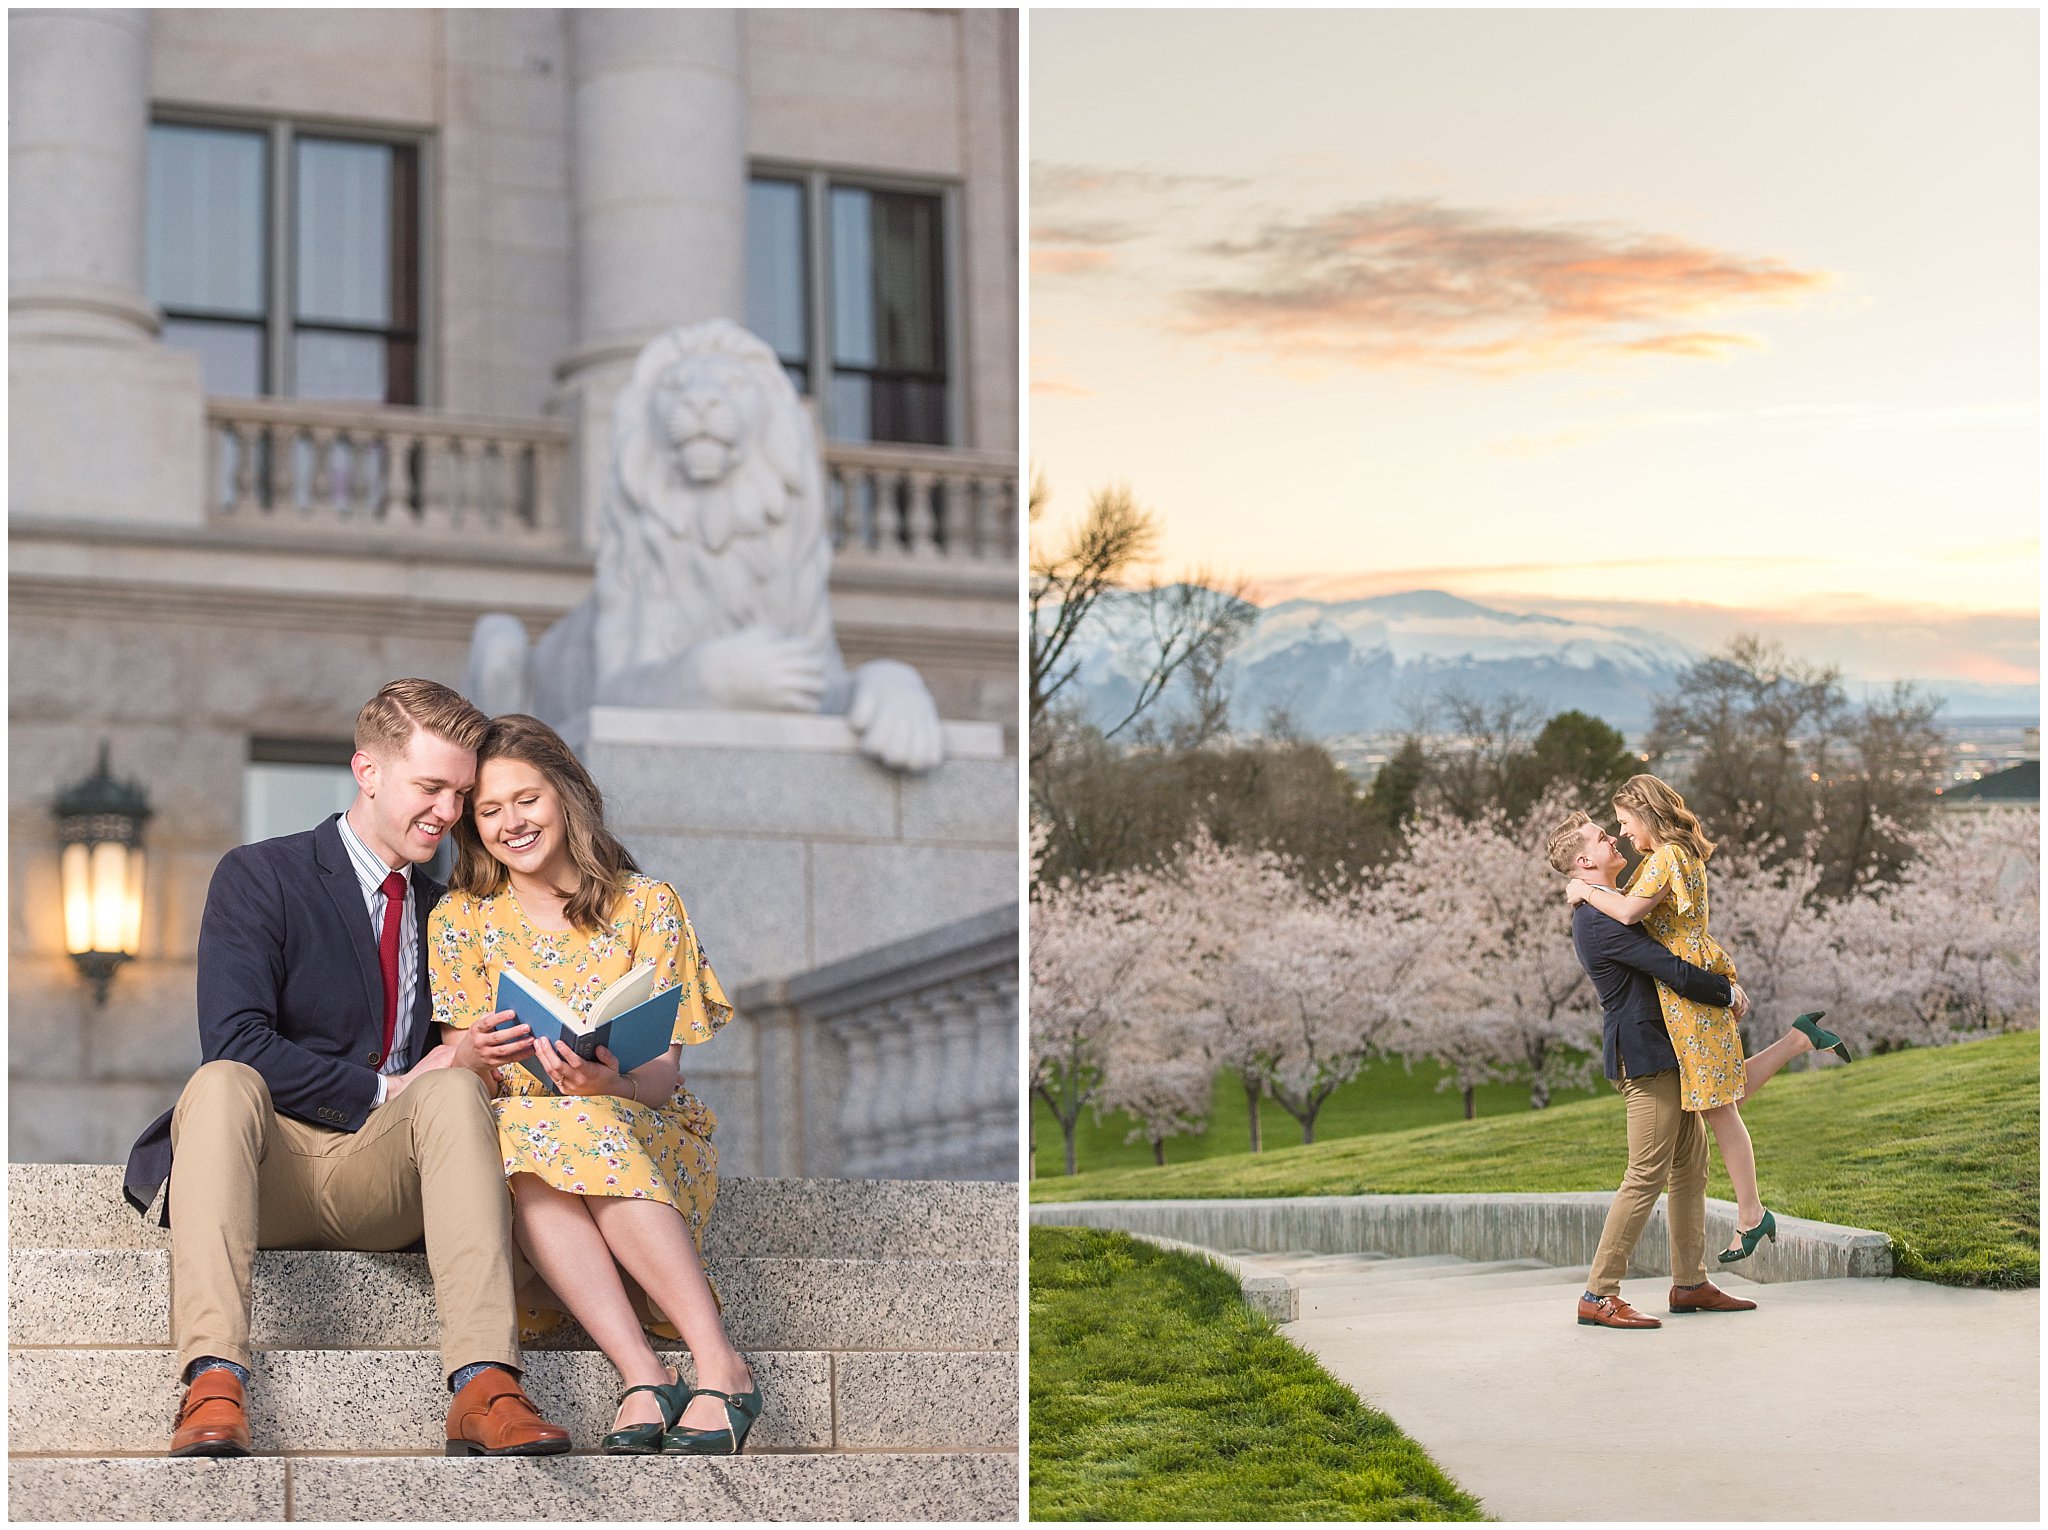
[
  {"left": 746, "top": 170, "right": 954, "bottom": 447},
  {"left": 148, "top": 119, "right": 422, "bottom": 405},
  {"left": 243, "top": 738, "right": 452, "bottom": 881}
]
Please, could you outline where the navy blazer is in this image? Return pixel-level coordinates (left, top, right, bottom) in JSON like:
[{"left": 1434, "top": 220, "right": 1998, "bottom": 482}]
[
  {"left": 1570, "top": 902, "right": 1734, "bottom": 1084},
  {"left": 124, "top": 814, "right": 443, "bottom": 1220}
]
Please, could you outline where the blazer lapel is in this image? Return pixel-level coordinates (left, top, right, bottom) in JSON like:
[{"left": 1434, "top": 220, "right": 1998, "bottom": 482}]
[
  {"left": 314, "top": 815, "right": 385, "bottom": 1039},
  {"left": 405, "top": 877, "right": 444, "bottom": 1056}
]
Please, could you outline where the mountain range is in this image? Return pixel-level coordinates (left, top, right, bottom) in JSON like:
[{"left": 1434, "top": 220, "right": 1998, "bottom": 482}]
[{"left": 1058, "top": 589, "right": 2037, "bottom": 739}]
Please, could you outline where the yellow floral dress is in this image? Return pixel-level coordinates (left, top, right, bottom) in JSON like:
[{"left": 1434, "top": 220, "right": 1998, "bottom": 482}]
[
  {"left": 429, "top": 874, "right": 733, "bottom": 1333},
  {"left": 1627, "top": 843, "right": 1745, "bottom": 1110}
]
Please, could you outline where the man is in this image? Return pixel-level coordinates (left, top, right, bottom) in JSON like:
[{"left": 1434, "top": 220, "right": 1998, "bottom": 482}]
[
  {"left": 1546, "top": 810, "right": 1758, "bottom": 1330},
  {"left": 123, "top": 679, "right": 568, "bottom": 1457}
]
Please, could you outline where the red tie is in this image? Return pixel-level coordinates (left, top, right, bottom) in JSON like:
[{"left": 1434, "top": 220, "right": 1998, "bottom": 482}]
[{"left": 378, "top": 870, "right": 408, "bottom": 1066}]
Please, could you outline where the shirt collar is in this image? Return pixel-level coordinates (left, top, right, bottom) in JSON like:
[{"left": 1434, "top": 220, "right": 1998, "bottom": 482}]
[{"left": 336, "top": 809, "right": 411, "bottom": 897}]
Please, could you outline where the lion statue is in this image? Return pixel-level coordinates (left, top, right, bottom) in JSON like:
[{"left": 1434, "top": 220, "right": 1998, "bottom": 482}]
[{"left": 466, "top": 319, "right": 944, "bottom": 773}]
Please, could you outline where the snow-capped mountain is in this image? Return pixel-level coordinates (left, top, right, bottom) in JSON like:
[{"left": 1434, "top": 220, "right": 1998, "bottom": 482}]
[{"left": 1059, "top": 589, "right": 1700, "bottom": 737}]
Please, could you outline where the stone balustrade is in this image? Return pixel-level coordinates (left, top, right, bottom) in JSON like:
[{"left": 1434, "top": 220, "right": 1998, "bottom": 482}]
[
  {"left": 737, "top": 903, "right": 1019, "bottom": 1181},
  {"left": 205, "top": 398, "right": 573, "bottom": 544},
  {"left": 201, "top": 399, "right": 1019, "bottom": 571},
  {"left": 825, "top": 442, "right": 1018, "bottom": 566}
]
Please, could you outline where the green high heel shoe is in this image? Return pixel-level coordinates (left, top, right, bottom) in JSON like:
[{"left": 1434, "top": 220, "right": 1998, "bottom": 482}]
[
  {"left": 661, "top": 1373, "right": 763, "bottom": 1456},
  {"left": 1718, "top": 1208, "right": 1777, "bottom": 1265},
  {"left": 1793, "top": 1011, "right": 1853, "bottom": 1063},
  {"left": 600, "top": 1373, "right": 691, "bottom": 1455}
]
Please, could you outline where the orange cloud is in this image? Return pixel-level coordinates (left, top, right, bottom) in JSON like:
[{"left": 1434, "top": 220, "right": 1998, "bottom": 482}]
[
  {"left": 1032, "top": 247, "right": 1117, "bottom": 278},
  {"left": 1176, "top": 199, "right": 1831, "bottom": 372},
  {"left": 1031, "top": 375, "right": 1099, "bottom": 400}
]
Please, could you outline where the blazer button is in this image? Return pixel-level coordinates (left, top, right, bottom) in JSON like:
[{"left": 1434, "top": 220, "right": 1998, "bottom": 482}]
[{"left": 367, "top": 1051, "right": 382, "bottom": 1067}]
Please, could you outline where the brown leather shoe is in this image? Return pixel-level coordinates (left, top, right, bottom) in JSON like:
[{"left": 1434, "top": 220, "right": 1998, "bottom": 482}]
[
  {"left": 1577, "top": 1292, "right": 1661, "bottom": 1329},
  {"left": 170, "top": 1368, "right": 253, "bottom": 1457},
  {"left": 1669, "top": 1279, "right": 1758, "bottom": 1314},
  {"left": 445, "top": 1366, "right": 572, "bottom": 1456}
]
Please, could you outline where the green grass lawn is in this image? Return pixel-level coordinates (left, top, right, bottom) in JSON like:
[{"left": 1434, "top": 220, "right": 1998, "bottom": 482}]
[
  {"left": 1029, "top": 1225, "right": 1486, "bottom": 1522},
  {"left": 1033, "top": 1055, "right": 1600, "bottom": 1178},
  {"left": 1032, "top": 1032, "right": 2040, "bottom": 1289}
]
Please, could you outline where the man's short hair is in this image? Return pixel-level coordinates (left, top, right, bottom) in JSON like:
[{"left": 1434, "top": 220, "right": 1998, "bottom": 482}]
[
  {"left": 1545, "top": 810, "right": 1593, "bottom": 876},
  {"left": 355, "top": 679, "right": 488, "bottom": 759}
]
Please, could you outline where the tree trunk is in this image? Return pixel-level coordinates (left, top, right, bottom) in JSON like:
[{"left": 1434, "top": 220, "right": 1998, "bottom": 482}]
[
  {"left": 1463, "top": 1085, "right": 1476, "bottom": 1121},
  {"left": 1300, "top": 1106, "right": 1319, "bottom": 1145},
  {"left": 1152, "top": 1137, "right": 1166, "bottom": 1167},
  {"left": 1244, "top": 1075, "right": 1264, "bottom": 1154},
  {"left": 1529, "top": 1075, "right": 1551, "bottom": 1110},
  {"left": 1063, "top": 1119, "right": 1079, "bottom": 1177}
]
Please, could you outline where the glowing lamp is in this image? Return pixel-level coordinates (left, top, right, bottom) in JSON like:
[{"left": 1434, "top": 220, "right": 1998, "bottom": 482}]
[{"left": 55, "top": 744, "right": 151, "bottom": 1004}]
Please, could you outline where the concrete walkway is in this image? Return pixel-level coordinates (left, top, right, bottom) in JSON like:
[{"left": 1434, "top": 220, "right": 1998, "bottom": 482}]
[{"left": 1240, "top": 1251, "right": 2039, "bottom": 1523}]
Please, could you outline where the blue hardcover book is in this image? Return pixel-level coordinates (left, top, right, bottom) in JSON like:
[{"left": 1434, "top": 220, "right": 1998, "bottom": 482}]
[{"left": 494, "top": 963, "right": 682, "bottom": 1094}]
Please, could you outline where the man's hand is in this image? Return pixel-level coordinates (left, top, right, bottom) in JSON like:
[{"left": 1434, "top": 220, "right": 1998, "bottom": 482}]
[
  {"left": 384, "top": 1042, "right": 457, "bottom": 1100},
  {"left": 448, "top": 1010, "right": 534, "bottom": 1080},
  {"left": 1728, "top": 982, "right": 1751, "bottom": 1020},
  {"left": 532, "top": 1037, "right": 628, "bottom": 1099}
]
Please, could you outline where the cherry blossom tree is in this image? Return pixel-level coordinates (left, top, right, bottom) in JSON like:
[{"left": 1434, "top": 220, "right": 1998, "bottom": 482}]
[
  {"left": 1392, "top": 800, "right": 1600, "bottom": 1113},
  {"left": 1029, "top": 858, "right": 1199, "bottom": 1175},
  {"left": 1825, "top": 810, "right": 2040, "bottom": 1050}
]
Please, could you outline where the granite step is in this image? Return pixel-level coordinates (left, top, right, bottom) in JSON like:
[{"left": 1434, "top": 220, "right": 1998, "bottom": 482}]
[
  {"left": 10, "top": 1247, "right": 1016, "bottom": 1352},
  {"left": 8, "top": 1451, "right": 1019, "bottom": 1522},
  {"left": 6, "top": 1163, "right": 1018, "bottom": 1261},
  {"left": 9, "top": 1346, "right": 1017, "bottom": 1455}
]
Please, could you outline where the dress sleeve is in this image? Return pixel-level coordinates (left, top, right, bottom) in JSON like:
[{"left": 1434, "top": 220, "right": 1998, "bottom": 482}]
[
  {"left": 642, "top": 881, "right": 734, "bottom": 1046},
  {"left": 429, "top": 897, "right": 495, "bottom": 1030},
  {"left": 1625, "top": 844, "right": 1696, "bottom": 917}
]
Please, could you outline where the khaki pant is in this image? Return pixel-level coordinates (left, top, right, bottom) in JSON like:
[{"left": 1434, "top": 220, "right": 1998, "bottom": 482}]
[
  {"left": 1587, "top": 1067, "right": 1708, "bottom": 1297},
  {"left": 168, "top": 1059, "right": 521, "bottom": 1383}
]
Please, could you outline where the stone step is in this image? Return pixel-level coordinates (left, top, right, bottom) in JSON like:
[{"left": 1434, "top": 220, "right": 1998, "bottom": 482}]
[
  {"left": 7, "top": 1163, "right": 1018, "bottom": 1261},
  {"left": 10, "top": 1248, "right": 1016, "bottom": 1353},
  {"left": 8, "top": 1452, "right": 1018, "bottom": 1522},
  {"left": 9, "top": 1346, "right": 1017, "bottom": 1456}
]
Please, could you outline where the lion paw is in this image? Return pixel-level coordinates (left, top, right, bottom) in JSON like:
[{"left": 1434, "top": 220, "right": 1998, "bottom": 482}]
[{"left": 848, "top": 660, "right": 945, "bottom": 774}]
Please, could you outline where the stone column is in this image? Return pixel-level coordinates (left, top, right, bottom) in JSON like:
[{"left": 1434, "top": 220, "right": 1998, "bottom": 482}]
[
  {"left": 9, "top": 8, "right": 205, "bottom": 525},
  {"left": 556, "top": 10, "right": 747, "bottom": 544}
]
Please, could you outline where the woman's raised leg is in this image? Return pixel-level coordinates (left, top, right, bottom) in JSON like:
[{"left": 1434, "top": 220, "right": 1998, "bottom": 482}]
[
  {"left": 1700, "top": 1102, "right": 1766, "bottom": 1253},
  {"left": 508, "top": 1174, "right": 673, "bottom": 1430},
  {"left": 1741, "top": 1025, "right": 1814, "bottom": 1099},
  {"left": 585, "top": 1196, "right": 753, "bottom": 1432}
]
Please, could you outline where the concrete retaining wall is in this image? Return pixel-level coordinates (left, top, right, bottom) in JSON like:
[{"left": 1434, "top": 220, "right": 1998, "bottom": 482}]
[{"left": 1031, "top": 1192, "right": 1893, "bottom": 1284}]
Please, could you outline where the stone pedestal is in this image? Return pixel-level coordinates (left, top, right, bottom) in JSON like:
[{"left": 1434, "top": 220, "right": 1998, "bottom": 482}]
[{"left": 577, "top": 706, "right": 1016, "bottom": 1177}]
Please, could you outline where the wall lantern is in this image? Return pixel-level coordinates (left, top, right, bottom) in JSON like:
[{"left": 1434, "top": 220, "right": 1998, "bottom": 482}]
[{"left": 55, "top": 743, "right": 152, "bottom": 1004}]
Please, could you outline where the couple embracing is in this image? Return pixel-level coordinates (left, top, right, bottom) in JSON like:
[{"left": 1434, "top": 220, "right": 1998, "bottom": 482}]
[
  {"left": 122, "top": 679, "right": 761, "bottom": 1457},
  {"left": 1548, "top": 774, "right": 1852, "bottom": 1330}
]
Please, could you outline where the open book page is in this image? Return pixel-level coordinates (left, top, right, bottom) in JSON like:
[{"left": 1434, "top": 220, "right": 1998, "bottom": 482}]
[
  {"left": 589, "top": 962, "right": 659, "bottom": 1027},
  {"left": 499, "top": 962, "right": 658, "bottom": 1037}
]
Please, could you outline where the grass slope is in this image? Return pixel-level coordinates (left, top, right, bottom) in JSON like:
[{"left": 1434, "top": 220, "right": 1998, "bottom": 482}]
[
  {"left": 1033, "top": 1056, "right": 1599, "bottom": 1178},
  {"left": 1032, "top": 1033, "right": 2040, "bottom": 1289},
  {"left": 1029, "top": 1225, "right": 1486, "bottom": 1522}
]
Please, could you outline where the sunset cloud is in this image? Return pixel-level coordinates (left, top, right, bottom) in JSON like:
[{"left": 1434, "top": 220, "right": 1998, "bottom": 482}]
[
  {"left": 1032, "top": 247, "right": 1118, "bottom": 278},
  {"left": 1175, "top": 199, "right": 1831, "bottom": 372},
  {"left": 1031, "top": 375, "right": 1100, "bottom": 400},
  {"left": 1032, "top": 161, "right": 1251, "bottom": 205}
]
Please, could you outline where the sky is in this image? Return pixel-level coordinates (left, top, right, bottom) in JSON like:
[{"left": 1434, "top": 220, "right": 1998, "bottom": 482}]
[{"left": 1029, "top": 9, "right": 2040, "bottom": 699}]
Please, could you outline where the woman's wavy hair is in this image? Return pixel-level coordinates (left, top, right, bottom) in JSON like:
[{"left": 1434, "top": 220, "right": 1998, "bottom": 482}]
[
  {"left": 1612, "top": 773, "right": 1716, "bottom": 863},
  {"left": 450, "top": 713, "right": 639, "bottom": 933}
]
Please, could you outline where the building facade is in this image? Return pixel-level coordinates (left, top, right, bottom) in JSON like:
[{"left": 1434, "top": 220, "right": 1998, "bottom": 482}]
[{"left": 9, "top": 8, "right": 1020, "bottom": 1166}]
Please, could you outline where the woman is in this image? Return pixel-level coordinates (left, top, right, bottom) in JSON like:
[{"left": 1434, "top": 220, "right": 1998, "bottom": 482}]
[
  {"left": 429, "top": 713, "right": 761, "bottom": 1454},
  {"left": 1566, "top": 774, "right": 1852, "bottom": 1263}
]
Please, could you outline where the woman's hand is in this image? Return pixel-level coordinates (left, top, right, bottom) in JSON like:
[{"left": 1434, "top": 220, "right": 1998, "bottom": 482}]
[
  {"left": 532, "top": 1036, "right": 628, "bottom": 1098},
  {"left": 1565, "top": 877, "right": 1592, "bottom": 907}
]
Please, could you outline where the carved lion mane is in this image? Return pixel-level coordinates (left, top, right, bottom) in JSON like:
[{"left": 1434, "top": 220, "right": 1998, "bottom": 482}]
[{"left": 593, "top": 320, "right": 834, "bottom": 685}]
